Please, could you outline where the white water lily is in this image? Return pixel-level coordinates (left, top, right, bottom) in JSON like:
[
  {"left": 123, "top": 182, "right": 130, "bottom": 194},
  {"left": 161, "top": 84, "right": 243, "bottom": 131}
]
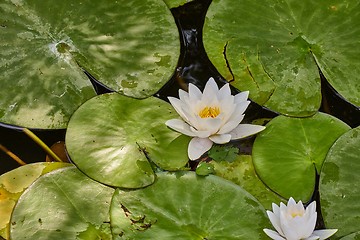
[
  {"left": 264, "top": 197, "right": 338, "bottom": 240},
  {"left": 165, "top": 77, "right": 265, "bottom": 160}
]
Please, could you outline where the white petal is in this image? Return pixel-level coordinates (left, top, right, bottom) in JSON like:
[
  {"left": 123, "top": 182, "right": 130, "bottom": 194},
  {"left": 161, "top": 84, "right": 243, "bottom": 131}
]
[
  {"left": 312, "top": 229, "right": 338, "bottom": 240},
  {"left": 168, "top": 97, "right": 189, "bottom": 121},
  {"left": 235, "top": 100, "right": 251, "bottom": 115},
  {"left": 188, "top": 137, "right": 213, "bottom": 160},
  {"left": 188, "top": 83, "right": 203, "bottom": 102},
  {"left": 305, "top": 201, "right": 317, "bottom": 217},
  {"left": 217, "top": 83, "right": 231, "bottom": 101},
  {"left": 197, "top": 117, "right": 222, "bottom": 133},
  {"left": 201, "top": 78, "right": 219, "bottom": 103},
  {"left": 267, "top": 210, "right": 285, "bottom": 237},
  {"left": 263, "top": 229, "right": 286, "bottom": 240},
  {"left": 229, "top": 124, "right": 266, "bottom": 140},
  {"left": 178, "top": 89, "right": 190, "bottom": 104},
  {"left": 234, "top": 91, "right": 249, "bottom": 103},
  {"left": 165, "top": 119, "right": 197, "bottom": 137},
  {"left": 190, "top": 127, "right": 212, "bottom": 138},
  {"left": 209, "top": 134, "right": 231, "bottom": 144},
  {"left": 218, "top": 115, "right": 244, "bottom": 135},
  {"left": 280, "top": 211, "right": 301, "bottom": 240},
  {"left": 304, "top": 236, "right": 319, "bottom": 240},
  {"left": 218, "top": 100, "right": 249, "bottom": 134},
  {"left": 303, "top": 213, "right": 317, "bottom": 238}
]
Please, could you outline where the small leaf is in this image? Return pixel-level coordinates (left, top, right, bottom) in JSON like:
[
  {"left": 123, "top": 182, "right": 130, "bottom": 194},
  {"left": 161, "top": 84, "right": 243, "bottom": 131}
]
[
  {"left": 208, "top": 144, "right": 239, "bottom": 162},
  {"left": 195, "top": 162, "right": 215, "bottom": 176}
]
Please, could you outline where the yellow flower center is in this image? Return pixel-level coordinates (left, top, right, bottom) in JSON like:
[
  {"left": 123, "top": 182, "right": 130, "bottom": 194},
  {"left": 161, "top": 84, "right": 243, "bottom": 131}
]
[
  {"left": 291, "top": 211, "right": 304, "bottom": 218},
  {"left": 198, "top": 106, "right": 220, "bottom": 118}
]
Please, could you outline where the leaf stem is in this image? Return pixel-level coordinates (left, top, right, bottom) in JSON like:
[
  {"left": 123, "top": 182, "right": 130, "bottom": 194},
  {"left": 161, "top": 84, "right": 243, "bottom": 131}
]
[
  {"left": 22, "top": 128, "right": 63, "bottom": 162},
  {"left": 0, "top": 144, "right": 27, "bottom": 166}
]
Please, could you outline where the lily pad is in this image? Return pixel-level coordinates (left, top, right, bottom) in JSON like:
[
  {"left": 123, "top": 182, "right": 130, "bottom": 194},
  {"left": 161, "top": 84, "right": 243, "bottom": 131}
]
[
  {"left": 110, "top": 171, "right": 269, "bottom": 239},
  {"left": 10, "top": 166, "right": 114, "bottom": 240},
  {"left": 0, "top": 0, "right": 179, "bottom": 128},
  {"left": 252, "top": 112, "right": 350, "bottom": 201},
  {"left": 0, "top": 162, "right": 70, "bottom": 240},
  {"left": 164, "top": 0, "right": 195, "bottom": 9},
  {"left": 203, "top": 0, "right": 360, "bottom": 116},
  {"left": 320, "top": 127, "right": 360, "bottom": 239},
  {"left": 213, "top": 154, "right": 284, "bottom": 209},
  {"left": 66, "top": 93, "right": 190, "bottom": 188}
]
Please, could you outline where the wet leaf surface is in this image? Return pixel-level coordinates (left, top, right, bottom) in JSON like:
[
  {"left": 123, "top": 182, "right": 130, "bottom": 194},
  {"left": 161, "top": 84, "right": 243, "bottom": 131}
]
[
  {"left": 203, "top": 0, "right": 360, "bottom": 116},
  {"left": 252, "top": 112, "right": 350, "bottom": 201},
  {"left": 320, "top": 126, "right": 360, "bottom": 239},
  {"left": 66, "top": 93, "right": 190, "bottom": 188},
  {"left": 10, "top": 167, "right": 114, "bottom": 240},
  {"left": 110, "top": 171, "right": 269, "bottom": 239},
  {"left": 0, "top": 0, "right": 179, "bottom": 128},
  {"left": 0, "top": 162, "right": 71, "bottom": 239}
]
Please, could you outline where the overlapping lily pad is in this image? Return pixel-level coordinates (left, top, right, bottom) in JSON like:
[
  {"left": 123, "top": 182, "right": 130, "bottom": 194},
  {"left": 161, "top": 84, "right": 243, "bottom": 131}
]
[
  {"left": 320, "top": 127, "right": 360, "bottom": 239},
  {"left": 0, "top": 0, "right": 179, "bottom": 128},
  {"left": 10, "top": 167, "right": 114, "bottom": 240},
  {"left": 110, "top": 171, "right": 269, "bottom": 239},
  {"left": 252, "top": 113, "right": 350, "bottom": 201},
  {"left": 213, "top": 155, "right": 284, "bottom": 209},
  {"left": 203, "top": 0, "right": 360, "bottom": 116},
  {"left": 66, "top": 93, "right": 190, "bottom": 188},
  {"left": 0, "top": 162, "right": 70, "bottom": 239}
]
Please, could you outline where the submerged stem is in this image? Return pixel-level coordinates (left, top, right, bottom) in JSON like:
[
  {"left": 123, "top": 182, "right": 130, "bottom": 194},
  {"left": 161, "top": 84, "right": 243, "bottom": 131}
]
[
  {"left": 22, "top": 128, "right": 63, "bottom": 162},
  {"left": 0, "top": 144, "right": 27, "bottom": 166}
]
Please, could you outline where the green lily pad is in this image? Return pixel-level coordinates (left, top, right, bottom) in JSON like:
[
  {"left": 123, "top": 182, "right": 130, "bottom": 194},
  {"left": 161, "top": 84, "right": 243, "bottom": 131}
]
[
  {"left": 110, "top": 171, "right": 269, "bottom": 239},
  {"left": 252, "top": 112, "right": 350, "bottom": 201},
  {"left": 213, "top": 155, "right": 284, "bottom": 210},
  {"left": 0, "top": 162, "right": 70, "bottom": 240},
  {"left": 164, "top": 0, "right": 195, "bottom": 9},
  {"left": 10, "top": 166, "right": 114, "bottom": 240},
  {"left": 320, "top": 127, "right": 360, "bottom": 239},
  {"left": 66, "top": 93, "right": 190, "bottom": 188},
  {"left": 0, "top": 0, "right": 179, "bottom": 128},
  {"left": 203, "top": 0, "right": 360, "bottom": 116}
]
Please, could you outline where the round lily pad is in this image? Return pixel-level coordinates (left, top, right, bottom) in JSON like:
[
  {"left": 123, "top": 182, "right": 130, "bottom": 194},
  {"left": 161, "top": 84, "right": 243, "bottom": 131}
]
[
  {"left": 252, "top": 112, "right": 350, "bottom": 201},
  {"left": 10, "top": 166, "right": 114, "bottom": 240},
  {"left": 110, "top": 171, "right": 269, "bottom": 239},
  {"left": 203, "top": 0, "right": 360, "bottom": 116},
  {"left": 66, "top": 93, "right": 190, "bottom": 188},
  {"left": 213, "top": 154, "right": 284, "bottom": 210},
  {"left": 320, "top": 127, "right": 360, "bottom": 238},
  {"left": 0, "top": 162, "right": 70, "bottom": 239},
  {"left": 0, "top": 0, "right": 179, "bottom": 128}
]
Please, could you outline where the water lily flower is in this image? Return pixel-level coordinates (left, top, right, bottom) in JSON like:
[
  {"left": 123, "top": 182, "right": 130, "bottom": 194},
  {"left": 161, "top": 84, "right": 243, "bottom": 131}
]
[
  {"left": 264, "top": 197, "right": 338, "bottom": 240},
  {"left": 165, "top": 77, "right": 265, "bottom": 160}
]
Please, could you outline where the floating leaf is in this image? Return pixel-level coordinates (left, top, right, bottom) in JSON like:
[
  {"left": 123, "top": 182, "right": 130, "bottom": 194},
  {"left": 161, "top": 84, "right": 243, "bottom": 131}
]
[
  {"left": 213, "top": 155, "right": 283, "bottom": 210},
  {"left": 208, "top": 145, "right": 239, "bottom": 162},
  {"left": 0, "top": 162, "right": 70, "bottom": 240},
  {"left": 320, "top": 127, "right": 360, "bottom": 239},
  {"left": 110, "top": 171, "right": 269, "bottom": 239},
  {"left": 66, "top": 93, "right": 190, "bottom": 188},
  {"left": 10, "top": 167, "right": 114, "bottom": 240},
  {"left": 0, "top": 0, "right": 179, "bottom": 128},
  {"left": 195, "top": 162, "right": 215, "bottom": 176},
  {"left": 203, "top": 0, "right": 360, "bottom": 116},
  {"left": 252, "top": 113, "right": 350, "bottom": 201}
]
